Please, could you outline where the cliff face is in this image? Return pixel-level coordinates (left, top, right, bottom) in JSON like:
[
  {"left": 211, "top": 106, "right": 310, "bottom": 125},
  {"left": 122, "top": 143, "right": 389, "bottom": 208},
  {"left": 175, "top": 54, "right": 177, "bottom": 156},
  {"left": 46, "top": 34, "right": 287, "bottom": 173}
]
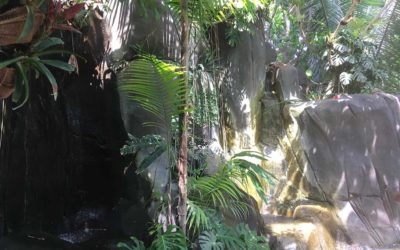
[
  {"left": 0, "top": 28, "right": 128, "bottom": 236},
  {"left": 264, "top": 64, "right": 400, "bottom": 249}
]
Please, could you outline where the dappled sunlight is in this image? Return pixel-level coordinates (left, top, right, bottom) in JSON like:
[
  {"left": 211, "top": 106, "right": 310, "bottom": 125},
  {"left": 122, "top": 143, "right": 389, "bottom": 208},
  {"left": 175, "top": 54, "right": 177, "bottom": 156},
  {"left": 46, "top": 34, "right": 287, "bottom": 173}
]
[{"left": 264, "top": 81, "right": 400, "bottom": 247}]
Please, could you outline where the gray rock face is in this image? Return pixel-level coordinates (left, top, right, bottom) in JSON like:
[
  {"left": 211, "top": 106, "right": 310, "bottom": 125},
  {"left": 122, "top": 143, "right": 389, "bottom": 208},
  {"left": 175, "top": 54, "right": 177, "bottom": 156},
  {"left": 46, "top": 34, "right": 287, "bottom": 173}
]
[
  {"left": 302, "top": 93, "right": 400, "bottom": 246},
  {"left": 218, "top": 23, "right": 277, "bottom": 151},
  {"left": 107, "top": 0, "right": 181, "bottom": 138},
  {"left": 293, "top": 93, "right": 400, "bottom": 247},
  {"left": 107, "top": 0, "right": 180, "bottom": 61}
]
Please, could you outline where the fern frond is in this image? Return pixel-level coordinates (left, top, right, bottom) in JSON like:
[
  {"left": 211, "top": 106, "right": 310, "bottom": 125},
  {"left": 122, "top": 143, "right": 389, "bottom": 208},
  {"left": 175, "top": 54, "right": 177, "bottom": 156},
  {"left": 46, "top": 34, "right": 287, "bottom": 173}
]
[{"left": 119, "top": 55, "right": 187, "bottom": 133}]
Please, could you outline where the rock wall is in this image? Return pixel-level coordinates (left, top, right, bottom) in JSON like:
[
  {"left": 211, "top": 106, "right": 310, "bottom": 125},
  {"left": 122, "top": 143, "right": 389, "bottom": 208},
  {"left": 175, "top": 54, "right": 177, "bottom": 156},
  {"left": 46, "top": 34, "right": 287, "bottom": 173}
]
[
  {"left": 216, "top": 23, "right": 277, "bottom": 152},
  {"left": 0, "top": 29, "right": 128, "bottom": 236},
  {"left": 267, "top": 63, "right": 400, "bottom": 248}
]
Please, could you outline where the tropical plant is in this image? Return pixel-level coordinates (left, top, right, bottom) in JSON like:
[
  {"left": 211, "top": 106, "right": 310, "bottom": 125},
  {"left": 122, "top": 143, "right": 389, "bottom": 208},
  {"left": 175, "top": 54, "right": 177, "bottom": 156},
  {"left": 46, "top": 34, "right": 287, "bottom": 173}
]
[
  {"left": 323, "top": 29, "right": 386, "bottom": 93},
  {"left": 0, "top": 37, "right": 77, "bottom": 109},
  {"left": 186, "top": 151, "right": 276, "bottom": 237},
  {"left": 224, "top": 151, "right": 277, "bottom": 203},
  {"left": 198, "top": 222, "right": 269, "bottom": 250},
  {"left": 119, "top": 52, "right": 189, "bottom": 230},
  {"left": 187, "top": 173, "right": 249, "bottom": 227},
  {"left": 117, "top": 236, "right": 146, "bottom": 250},
  {"left": 373, "top": 0, "right": 400, "bottom": 91},
  {"left": 149, "top": 224, "right": 188, "bottom": 250},
  {"left": 121, "top": 134, "right": 167, "bottom": 173},
  {"left": 167, "top": 0, "right": 270, "bottom": 47},
  {"left": 0, "top": 0, "right": 86, "bottom": 107},
  {"left": 270, "top": 0, "right": 395, "bottom": 94},
  {"left": 191, "top": 68, "right": 220, "bottom": 127},
  {"left": 117, "top": 225, "right": 187, "bottom": 250},
  {"left": 119, "top": 54, "right": 187, "bottom": 135}
]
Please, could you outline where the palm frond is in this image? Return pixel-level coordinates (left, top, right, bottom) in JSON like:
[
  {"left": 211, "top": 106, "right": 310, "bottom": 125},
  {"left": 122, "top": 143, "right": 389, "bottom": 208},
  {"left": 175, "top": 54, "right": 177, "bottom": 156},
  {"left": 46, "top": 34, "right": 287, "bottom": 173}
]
[
  {"left": 339, "top": 0, "right": 385, "bottom": 17},
  {"left": 119, "top": 55, "right": 188, "bottom": 133},
  {"left": 374, "top": 0, "right": 400, "bottom": 84},
  {"left": 304, "top": 0, "right": 344, "bottom": 32},
  {"left": 225, "top": 151, "right": 277, "bottom": 204},
  {"left": 188, "top": 174, "right": 244, "bottom": 209}
]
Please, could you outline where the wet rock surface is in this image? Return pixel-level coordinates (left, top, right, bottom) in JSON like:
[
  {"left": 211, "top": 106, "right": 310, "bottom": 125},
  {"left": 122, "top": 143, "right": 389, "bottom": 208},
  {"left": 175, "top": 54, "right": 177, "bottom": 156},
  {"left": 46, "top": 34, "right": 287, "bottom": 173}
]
[{"left": 0, "top": 23, "right": 151, "bottom": 248}]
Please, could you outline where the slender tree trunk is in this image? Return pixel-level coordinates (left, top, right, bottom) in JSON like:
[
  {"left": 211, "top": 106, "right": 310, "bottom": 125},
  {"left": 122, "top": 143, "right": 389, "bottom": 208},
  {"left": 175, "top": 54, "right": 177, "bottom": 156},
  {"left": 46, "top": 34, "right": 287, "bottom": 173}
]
[{"left": 177, "top": 0, "right": 189, "bottom": 235}]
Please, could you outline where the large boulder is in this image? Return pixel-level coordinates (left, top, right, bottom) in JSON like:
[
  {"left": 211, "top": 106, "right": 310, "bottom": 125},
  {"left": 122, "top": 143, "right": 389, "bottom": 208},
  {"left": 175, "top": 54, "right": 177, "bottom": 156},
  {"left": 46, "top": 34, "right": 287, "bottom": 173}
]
[
  {"left": 275, "top": 93, "right": 400, "bottom": 248},
  {"left": 217, "top": 23, "right": 277, "bottom": 152}
]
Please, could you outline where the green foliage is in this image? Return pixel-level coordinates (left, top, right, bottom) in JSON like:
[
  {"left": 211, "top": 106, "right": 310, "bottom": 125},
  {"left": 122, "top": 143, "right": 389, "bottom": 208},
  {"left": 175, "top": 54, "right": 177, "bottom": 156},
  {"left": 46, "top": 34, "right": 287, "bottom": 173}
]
[
  {"left": 186, "top": 151, "right": 276, "bottom": 236},
  {"left": 188, "top": 172, "right": 249, "bottom": 219},
  {"left": 17, "top": 5, "right": 35, "bottom": 43},
  {"left": 199, "top": 230, "right": 224, "bottom": 250},
  {"left": 187, "top": 200, "right": 213, "bottom": 234},
  {"left": 149, "top": 224, "right": 187, "bottom": 250},
  {"left": 0, "top": 0, "right": 8, "bottom": 8},
  {"left": 119, "top": 54, "right": 188, "bottom": 133},
  {"left": 0, "top": 37, "right": 76, "bottom": 109},
  {"left": 117, "top": 236, "right": 146, "bottom": 250},
  {"left": 166, "top": 0, "right": 270, "bottom": 46},
  {"left": 136, "top": 0, "right": 163, "bottom": 19},
  {"left": 374, "top": 0, "right": 400, "bottom": 90},
  {"left": 224, "top": 151, "right": 277, "bottom": 204},
  {"left": 306, "top": 0, "right": 343, "bottom": 32},
  {"left": 191, "top": 69, "right": 219, "bottom": 127},
  {"left": 268, "top": 5, "right": 302, "bottom": 62},
  {"left": 324, "top": 29, "right": 386, "bottom": 93},
  {"left": 121, "top": 134, "right": 167, "bottom": 173},
  {"left": 235, "top": 223, "right": 269, "bottom": 250},
  {"left": 199, "top": 223, "right": 269, "bottom": 250},
  {"left": 270, "top": 0, "right": 396, "bottom": 94},
  {"left": 119, "top": 145, "right": 274, "bottom": 248}
]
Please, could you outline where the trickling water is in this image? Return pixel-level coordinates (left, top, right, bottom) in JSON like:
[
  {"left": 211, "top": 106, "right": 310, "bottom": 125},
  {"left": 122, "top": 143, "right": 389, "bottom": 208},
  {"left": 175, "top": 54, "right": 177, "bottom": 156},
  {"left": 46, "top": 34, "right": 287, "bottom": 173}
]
[{"left": 57, "top": 207, "right": 108, "bottom": 244}]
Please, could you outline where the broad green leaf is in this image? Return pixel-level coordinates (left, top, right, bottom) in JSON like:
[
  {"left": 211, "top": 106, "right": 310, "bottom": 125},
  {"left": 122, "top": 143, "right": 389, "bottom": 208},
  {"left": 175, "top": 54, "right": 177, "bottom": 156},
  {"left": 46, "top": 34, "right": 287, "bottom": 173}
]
[
  {"left": 137, "top": 144, "right": 167, "bottom": 173},
  {"left": 32, "top": 37, "right": 64, "bottom": 52},
  {"left": 29, "top": 59, "right": 58, "bottom": 100},
  {"left": 12, "top": 62, "right": 30, "bottom": 110},
  {"left": 41, "top": 59, "right": 75, "bottom": 72},
  {"left": 17, "top": 6, "right": 34, "bottom": 42},
  {"left": 0, "top": 56, "right": 27, "bottom": 69}
]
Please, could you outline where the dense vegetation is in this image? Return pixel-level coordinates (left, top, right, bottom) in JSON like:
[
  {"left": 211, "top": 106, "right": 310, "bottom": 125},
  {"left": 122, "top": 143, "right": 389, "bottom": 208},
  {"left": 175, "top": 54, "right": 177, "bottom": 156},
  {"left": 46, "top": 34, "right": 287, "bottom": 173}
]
[{"left": 1, "top": 0, "right": 400, "bottom": 249}]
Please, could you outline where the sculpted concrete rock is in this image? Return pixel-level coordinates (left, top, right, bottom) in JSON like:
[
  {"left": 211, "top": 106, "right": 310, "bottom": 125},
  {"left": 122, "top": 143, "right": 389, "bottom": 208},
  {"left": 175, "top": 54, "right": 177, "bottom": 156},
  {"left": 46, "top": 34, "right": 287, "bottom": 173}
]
[
  {"left": 217, "top": 25, "right": 276, "bottom": 151},
  {"left": 107, "top": 0, "right": 180, "bottom": 60},
  {"left": 278, "top": 93, "right": 400, "bottom": 248}
]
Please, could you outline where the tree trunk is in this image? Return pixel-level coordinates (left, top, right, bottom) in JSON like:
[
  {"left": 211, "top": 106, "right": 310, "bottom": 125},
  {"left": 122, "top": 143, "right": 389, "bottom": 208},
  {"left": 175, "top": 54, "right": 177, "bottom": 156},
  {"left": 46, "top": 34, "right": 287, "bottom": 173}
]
[{"left": 177, "top": 0, "right": 189, "bottom": 235}]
